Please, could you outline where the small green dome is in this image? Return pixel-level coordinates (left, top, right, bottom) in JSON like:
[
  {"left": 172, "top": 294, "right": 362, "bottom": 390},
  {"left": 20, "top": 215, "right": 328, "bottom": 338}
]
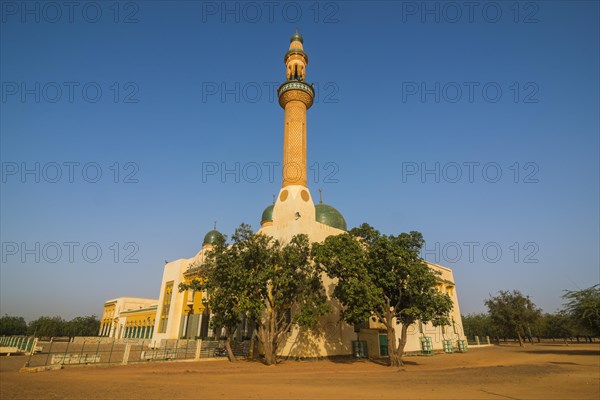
[
  {"left": 203, "top": 229, "right": 224, "bottom": 246},
  {"left": 261, "top": 204, "right": 274, "bottom": 225},
  {"left": 315, "top": 204, "right": 347, "bottom": 231},
  {"left": 290, "top": 32, "right": 303, "bottom": 43}
]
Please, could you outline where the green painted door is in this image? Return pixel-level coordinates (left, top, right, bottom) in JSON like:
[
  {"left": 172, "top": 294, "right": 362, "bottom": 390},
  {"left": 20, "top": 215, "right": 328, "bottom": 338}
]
[{"left": 379, "top": 334, "right": 389, "bottom": 357}]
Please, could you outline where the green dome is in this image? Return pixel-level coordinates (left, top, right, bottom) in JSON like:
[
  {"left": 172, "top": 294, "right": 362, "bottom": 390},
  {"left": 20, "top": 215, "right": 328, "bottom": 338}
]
[
  {"left": 315, "top": 204, "right": 347, "bottom": 231},
  {"left": 203, "top": 229, "right": 224, "bottom": 246},
  {"left": 290, "top": 32, "right": 303, "bottom": 43},
  {"left": 261, "top": 204, "right": 274, "bottom": 225}
]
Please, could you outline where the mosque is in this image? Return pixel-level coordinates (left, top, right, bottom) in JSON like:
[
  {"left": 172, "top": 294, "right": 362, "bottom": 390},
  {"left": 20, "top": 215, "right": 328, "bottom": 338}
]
[{"left": 99, "top": 33, "right": 464, "bottom": 357}]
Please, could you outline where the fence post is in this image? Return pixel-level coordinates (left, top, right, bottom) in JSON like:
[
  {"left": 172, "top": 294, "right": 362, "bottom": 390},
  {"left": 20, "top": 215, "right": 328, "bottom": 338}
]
[
  {"left": 195, "top": 339, "right": 203, "bottom": 360},
  {"left": 45, "top": 339, "right": 54, "bottom": 366},
  {"left": 122, "top": 343, "right": 131, "bottom": 365},
  {"left": 475, "top": 336, "right": 480, "bottom": 345},
  {"left": 62, "top": 340, "right": 70, "bottom": 365},
  {"left": 108, "top": 339, "right": 115, "bottom": 364},
  {"left": 486, "top": 336, "right": 490, "bottom": 345},
  {"left": 95, "top": 340, "right": 101, "bottom": 363},
  {"left": 24, "top": 338, "right": 37, "bottom": 367},
  {"left": 78, "top": 338, "right": 86, "bottom": 365}
]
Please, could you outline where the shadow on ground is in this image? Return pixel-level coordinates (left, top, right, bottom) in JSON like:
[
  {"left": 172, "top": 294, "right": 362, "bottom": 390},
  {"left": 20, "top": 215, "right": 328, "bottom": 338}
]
[{"left": 524, "top": 349, "right": 600, "bottom": 356}]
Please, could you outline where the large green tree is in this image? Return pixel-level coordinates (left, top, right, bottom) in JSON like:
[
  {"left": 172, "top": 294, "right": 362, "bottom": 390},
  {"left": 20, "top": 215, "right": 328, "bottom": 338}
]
[
  {"left": 180, "top": 231, "right": 241, "bottom": 362},
  {"left": 539, "top": 312, "right": 574, "bottom": 342},
  {"left": 66, "top": 315, "right": 101, "bottom": 338},
  {"left": 184, "top": 224, "right": 328, "bottom": 365},
  {"left": 27, "top": 316, "right": 68, "bottom": 337},
  {"left": 485, "top": 290, "right": 541, "bottom": 346},
  {"left": 562, "top": 285, "right": 600, "bottom": 337},
  {"left": 0, "top": 315, "right": 27, "bottom": 336},
  {"left": 461, "top": 312, "right": 502, "bottom": 339},
  {"left": 313, "top": 223, "right": 453, "bottom": 367}
]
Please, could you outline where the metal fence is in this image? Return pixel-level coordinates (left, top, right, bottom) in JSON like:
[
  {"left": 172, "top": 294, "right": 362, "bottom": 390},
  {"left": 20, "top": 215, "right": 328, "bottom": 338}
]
[
  {"left": 0, "top": 336, "right": 37, "bottom": 353},
  {"left": 466, "top": 336, "right": 492, "bottom": 346},
  {"left": 19, "top": 338, "right": 250, "bottom": 370}
]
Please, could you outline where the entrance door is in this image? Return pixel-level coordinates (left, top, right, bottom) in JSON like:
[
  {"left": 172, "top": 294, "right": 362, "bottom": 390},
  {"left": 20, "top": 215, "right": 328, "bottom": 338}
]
[{"left": 379, "top": 334, "right": 389, "bottom": 357}]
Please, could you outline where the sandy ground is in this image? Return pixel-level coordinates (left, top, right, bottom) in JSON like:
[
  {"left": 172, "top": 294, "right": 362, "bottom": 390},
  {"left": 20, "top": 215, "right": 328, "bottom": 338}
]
[{"left": 1, "top": 343, "right": 598, "bottom": 399}]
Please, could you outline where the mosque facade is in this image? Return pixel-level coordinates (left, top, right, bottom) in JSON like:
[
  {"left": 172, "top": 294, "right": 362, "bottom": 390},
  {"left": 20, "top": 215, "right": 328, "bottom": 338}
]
[{"left": 99, "top": 33, "right": 464, "bottom": 357}]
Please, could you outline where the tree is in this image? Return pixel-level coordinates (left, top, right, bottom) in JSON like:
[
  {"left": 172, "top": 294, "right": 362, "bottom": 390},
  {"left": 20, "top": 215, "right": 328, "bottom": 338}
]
[
  {"left": 180, "top": 231, "right": 241, "bottom": 362},
  {"left": 244, "top": 229, "right": 328, "bottom": 365},
  {"left": 461, "top": 312, "right": 501, "bottom": 339},
  {"left": 313, "top": 224, "right": 453, "bottom": 367},
  {"left": 184, "top": 224, "right": 328, "bottom": 365},
  {"left": 27, "top": 316, "right": 68, "bottom": 337},
  {"left": 539, "top": 312, "right": 574, "bottom": 342},
  {"left": 66, "top": 315, "right": 100, "bottom": 338},
  {"left": 562, "top": 285, "right": 600, "bottom": 337},
  {"left": 485, "top": 290, "right": 541, "bottom": 346},
  {"left": 0, "top": 315, "right": 27, "bottom": 336}
]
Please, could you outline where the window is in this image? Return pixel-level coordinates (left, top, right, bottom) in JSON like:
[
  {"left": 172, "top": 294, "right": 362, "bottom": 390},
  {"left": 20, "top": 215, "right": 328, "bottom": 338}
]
[{"left": 158, "top": 281, "right": 174, "bottom": 333}]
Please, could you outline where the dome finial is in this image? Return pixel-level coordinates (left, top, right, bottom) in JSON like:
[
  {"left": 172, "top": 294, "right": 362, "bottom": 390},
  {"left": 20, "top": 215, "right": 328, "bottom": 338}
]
[
  {"left": 290, "top": 30, "right": 303, "bottom": 44},
  {"left": 213, "top": 221, "right": 217, "bottom": 230},
  {"left": 272, "top": 194, "right": 275, "bottom": 204},
  {"left": 318, "top": 188, "right": 323, "bottom": 204}
]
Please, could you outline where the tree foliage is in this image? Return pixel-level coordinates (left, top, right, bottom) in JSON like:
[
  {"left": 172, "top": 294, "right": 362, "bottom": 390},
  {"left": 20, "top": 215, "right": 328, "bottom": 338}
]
[
  {"left": 180, "top": 230, "right": 241, "bottom": 362},
  {"left": 485, "top": 290, "right": 541, "bottom": 346},
  {"left": 0, "top": 315, "right": 28, "bottom": 336},
  {"left": 313, "top": 223, "right": 453, "bottom": 367},
  {"left": 539, "top": 312, "right": 574, "bottom": 341},
  {"left": 24, "top": 315, "right": 100, "bottom": 338},
  {"left": 461, "top": 312, "right": 501, "bottom": 339},
  {"left": 27, "top": 316, "right": 68, "bottom": 337},
  {"left": 562, "top": 285, "right": 600, "bottom": 336},
  {"left": 65, "top": 315, "right": 101, "bottom": 337},
  {"left": 183, "top": 224, "right": 328, "bottom": 365}
]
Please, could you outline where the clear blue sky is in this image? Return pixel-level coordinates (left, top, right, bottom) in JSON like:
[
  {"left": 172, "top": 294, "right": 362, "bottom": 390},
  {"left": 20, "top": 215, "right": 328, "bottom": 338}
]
[{"left": 1, "top": 1, "right": 598, "bottom": 321}]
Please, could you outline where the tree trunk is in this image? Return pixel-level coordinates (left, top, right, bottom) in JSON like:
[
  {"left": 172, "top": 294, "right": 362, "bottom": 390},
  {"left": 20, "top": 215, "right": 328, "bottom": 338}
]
[
  {"left": 516, "top": 331, "right": 524, "bottom": 347},
  {"left": 224, "top": 333, "right": 236, "bottom": 362},
  {"left": 257, "top": 298, "right": 278, "bottom": 366},
  {"left": 262, "top": 335, "right": 275, "bottom": 365},
  {"left": 387, "top": 323, "right": 401, "bottom": 367},
  {"left": 395, "top": 324, "right": 409, "bottom": 367}
]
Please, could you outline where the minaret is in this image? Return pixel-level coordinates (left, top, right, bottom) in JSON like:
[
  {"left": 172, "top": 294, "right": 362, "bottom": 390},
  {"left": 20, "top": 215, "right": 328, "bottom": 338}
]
[
  {"left": 278, "top": 31, "right": 314, "bottom": 187},
  {"left": 260, "top": 33, "right": 345, "bottom": 240}
]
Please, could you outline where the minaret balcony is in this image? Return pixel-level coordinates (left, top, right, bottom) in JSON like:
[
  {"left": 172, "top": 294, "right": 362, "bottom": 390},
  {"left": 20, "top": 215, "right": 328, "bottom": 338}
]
[{"left": 277, "top": 81, "right": 315, "bottom": 109}]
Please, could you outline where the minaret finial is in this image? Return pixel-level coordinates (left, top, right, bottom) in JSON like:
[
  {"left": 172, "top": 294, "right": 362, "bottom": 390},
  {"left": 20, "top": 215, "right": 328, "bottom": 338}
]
[{"left": 318, "top": 188, "right": 323, "bottom": 204}]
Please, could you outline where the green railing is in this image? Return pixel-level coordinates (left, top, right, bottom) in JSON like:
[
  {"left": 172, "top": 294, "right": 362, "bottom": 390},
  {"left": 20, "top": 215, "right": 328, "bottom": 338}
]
[
  {"left": 420, "top": 336, "right": 434, "bottom": 355},
  {"left": 0, "top": 336, "right": 36, "bottom": 352}
]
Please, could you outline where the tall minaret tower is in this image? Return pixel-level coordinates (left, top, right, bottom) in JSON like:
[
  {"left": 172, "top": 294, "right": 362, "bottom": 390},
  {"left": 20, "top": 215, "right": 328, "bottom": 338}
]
[
  {"left": 259, "top": 32, "right": 346, "bottom": 241},
  {"left": 278, "top": 31, "right": 314, "bottom": 187}
]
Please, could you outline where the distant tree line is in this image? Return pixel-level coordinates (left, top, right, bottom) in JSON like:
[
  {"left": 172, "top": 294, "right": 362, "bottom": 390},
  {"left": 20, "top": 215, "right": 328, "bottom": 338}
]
[
  {"left": 0, "top": 314, "right": 100, "bottom": 338},
  {"left": 462, "top": 285, "right": 600, "bottom": 345}
]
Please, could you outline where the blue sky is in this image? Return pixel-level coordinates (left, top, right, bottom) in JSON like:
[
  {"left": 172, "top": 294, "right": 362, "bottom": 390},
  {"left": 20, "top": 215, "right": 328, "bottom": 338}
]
[{"left": 1, "top": 0, "right": 598, "bottom": 321}]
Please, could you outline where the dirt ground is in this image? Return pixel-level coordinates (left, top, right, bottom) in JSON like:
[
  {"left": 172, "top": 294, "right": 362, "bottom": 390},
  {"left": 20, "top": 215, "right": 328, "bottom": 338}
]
[{"left": 1, "top": 343, "right": 598, "bottom": 399}]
